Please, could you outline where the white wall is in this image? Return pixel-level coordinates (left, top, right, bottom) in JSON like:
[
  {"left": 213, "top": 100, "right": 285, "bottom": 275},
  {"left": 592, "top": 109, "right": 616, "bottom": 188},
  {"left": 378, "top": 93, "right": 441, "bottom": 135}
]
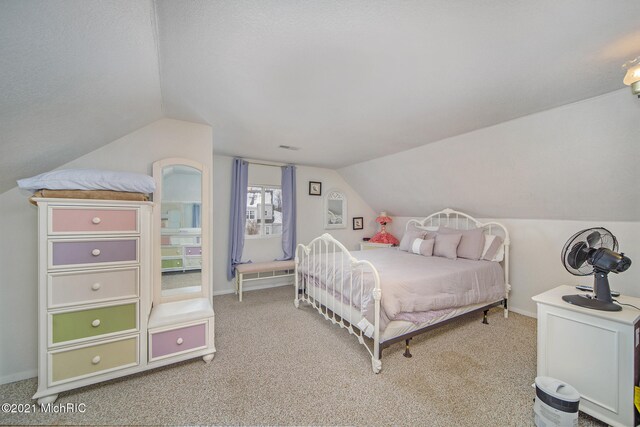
[
  {"left": 0, "top": 119, "right": 213, "bottom": 384},
  {"left": 211, "top": 156, "right": 377, "bottom": 296}
]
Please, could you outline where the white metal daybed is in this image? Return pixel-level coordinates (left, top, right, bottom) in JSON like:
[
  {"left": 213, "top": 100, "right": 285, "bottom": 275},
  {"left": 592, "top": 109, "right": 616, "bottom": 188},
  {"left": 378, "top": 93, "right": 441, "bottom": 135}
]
[{"left": 294, "top": 208, "right": 511, "bottom": 373}]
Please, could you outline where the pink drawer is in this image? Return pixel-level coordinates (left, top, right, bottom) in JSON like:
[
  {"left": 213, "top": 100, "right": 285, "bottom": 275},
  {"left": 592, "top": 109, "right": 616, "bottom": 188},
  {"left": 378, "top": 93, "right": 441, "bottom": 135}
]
[
  {"left": 150, "top": 323, "right": 206, "bottom": 360},
  {"left": 185, "top": 246, "right": 202, "bottom": 256},
  {"left": 51, "top": 208, "right": 137, "bottom": 234},
  {"left": 49, "top": 268, "right": 138, "bottom": 308}
]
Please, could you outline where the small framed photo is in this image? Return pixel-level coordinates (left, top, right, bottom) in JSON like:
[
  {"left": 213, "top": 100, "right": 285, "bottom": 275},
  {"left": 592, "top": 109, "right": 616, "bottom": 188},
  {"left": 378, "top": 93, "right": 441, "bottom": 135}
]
[
  {"left": 352, "top": 217, "right": 363, "bottom": 230},
  {"left": 309, "top": 181, "right": 322, "bottom": 196}
]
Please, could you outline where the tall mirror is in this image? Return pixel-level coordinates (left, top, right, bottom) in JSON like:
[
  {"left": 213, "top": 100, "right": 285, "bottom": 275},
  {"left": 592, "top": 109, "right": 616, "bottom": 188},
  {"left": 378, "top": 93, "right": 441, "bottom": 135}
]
[{"left": 153, "top": 158, "right": 210, "bottom": 304}]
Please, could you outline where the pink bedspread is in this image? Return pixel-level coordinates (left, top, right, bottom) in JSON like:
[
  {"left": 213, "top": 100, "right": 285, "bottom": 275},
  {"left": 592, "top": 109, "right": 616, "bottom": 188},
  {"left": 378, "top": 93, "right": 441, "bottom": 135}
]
[{"left": 298, "top": 248, "right": 505, "bottom": 331}]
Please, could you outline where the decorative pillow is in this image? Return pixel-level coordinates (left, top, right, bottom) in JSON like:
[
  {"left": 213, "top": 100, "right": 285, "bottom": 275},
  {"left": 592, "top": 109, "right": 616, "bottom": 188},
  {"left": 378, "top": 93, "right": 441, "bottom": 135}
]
[
  {"left": 434, "top": 233, "right": 462, "bottom": 260},
  {"left": 410, "top": 238, "right": 434, "bottom": 257},
  {"left": 399, "top": 224, "right": 427, "bottom": 251},
  {"left": 482, "top": 235, "right": 505, "bottom": 262},
  {"left": 17, "top": 169, "right": 156, "bottom": 193},
  {"left": 438, "top": 227, "right": 485, "bottom": 260}
]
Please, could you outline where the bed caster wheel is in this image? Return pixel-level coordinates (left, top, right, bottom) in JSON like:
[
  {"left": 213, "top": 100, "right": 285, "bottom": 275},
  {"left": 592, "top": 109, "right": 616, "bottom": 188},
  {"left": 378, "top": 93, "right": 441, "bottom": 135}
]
[
  {"left": 371, "top": 358, "right": 382, "bottom": 374},
  {"left": 203, "top": 353, "right": 214, "bottom": 364}
]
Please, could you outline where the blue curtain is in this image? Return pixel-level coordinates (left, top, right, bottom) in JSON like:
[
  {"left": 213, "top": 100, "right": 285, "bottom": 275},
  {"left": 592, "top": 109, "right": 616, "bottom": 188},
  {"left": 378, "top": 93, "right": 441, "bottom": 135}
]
[
  {"left": 277, "top": 165, "right": 297, "bottom": 260},
  {"left": 227, "top": 158, "right": 249, "bottom": 280},
  {"left": 191, "top": 204, "right": 201, "bottom": 228}
]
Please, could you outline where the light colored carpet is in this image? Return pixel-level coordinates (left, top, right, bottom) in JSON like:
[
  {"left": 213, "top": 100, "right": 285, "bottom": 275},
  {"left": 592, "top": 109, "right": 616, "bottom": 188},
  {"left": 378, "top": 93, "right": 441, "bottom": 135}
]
[{"left": 0, "top": 286, "right": 606, "bottom": 426}]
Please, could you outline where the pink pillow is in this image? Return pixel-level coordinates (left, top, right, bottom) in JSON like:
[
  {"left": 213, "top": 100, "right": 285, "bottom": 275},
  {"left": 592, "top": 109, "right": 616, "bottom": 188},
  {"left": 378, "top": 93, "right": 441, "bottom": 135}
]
[
  {"left": 434, "top": 233, "right": 462, "bottom": 260},
  {"left": 438, "top": 227, "right": 485, "bottom": 260},
  {"left": 410, "top": 238, "right": 434, "bottom": 256}
]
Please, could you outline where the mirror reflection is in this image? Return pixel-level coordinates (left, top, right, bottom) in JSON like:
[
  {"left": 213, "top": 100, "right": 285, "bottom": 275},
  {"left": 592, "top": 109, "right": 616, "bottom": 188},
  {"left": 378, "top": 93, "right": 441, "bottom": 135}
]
[{"left": 160, "top": 165, "right": 202, "bottom": 296}]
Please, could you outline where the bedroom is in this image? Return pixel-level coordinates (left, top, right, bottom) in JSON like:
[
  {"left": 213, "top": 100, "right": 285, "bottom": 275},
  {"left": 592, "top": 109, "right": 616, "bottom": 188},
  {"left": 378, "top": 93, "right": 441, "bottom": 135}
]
[{"left": 0, "top": 1, "right": 639, "bottom": 426}]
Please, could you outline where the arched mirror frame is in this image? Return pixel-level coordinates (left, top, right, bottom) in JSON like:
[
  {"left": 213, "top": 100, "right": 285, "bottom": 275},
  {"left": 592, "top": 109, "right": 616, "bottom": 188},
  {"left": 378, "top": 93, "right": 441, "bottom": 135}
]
[
  {"left": 152, "top": 158, "right": 210, "bottom": 305},
  {"left": 324, "top": 188, "right": 348, "bottom": 230}
]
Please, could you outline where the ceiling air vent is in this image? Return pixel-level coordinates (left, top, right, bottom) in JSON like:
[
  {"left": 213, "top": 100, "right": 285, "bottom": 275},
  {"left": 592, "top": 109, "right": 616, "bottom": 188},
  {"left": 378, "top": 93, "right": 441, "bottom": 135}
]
[{"left": 278, "top": 145, "right": 300, "bottom": 151}]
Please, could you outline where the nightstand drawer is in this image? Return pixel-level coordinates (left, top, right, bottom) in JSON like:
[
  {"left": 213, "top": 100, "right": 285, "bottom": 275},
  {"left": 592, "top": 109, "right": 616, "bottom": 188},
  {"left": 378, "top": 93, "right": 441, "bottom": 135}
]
[
  {"left": 50, "top": 336, "right": 138, "bottom": 385},
  {"left": 185, "top": 246, "right": 201, "bottom": 256},
  {"left": 51, "top": 303, "right": 137, "bottom": 345},
  {"left": 49, "top": 268, "right": 138, "bottom": 308},
  {"left": 50, "top": 239, "right": 138, "bottom": 268},
  {"left": 50, "top": 207, "right": 138, "bottom": 235},
  {"left": 149, "top": 323, "right": 207, "bottom": 360}
]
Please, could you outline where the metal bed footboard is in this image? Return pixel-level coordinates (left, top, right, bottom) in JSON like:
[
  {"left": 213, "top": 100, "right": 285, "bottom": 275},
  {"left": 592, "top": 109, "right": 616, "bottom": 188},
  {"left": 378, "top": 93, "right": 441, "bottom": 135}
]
[{"left": 294, "top": 233, "right": 382, "bottom": 373}]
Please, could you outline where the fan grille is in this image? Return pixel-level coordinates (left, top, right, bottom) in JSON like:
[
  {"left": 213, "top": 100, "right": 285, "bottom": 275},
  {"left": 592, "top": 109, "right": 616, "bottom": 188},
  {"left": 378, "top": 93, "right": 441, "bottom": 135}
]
[{"left": 561, "top": 227, "right": 618, "bottom": 276}]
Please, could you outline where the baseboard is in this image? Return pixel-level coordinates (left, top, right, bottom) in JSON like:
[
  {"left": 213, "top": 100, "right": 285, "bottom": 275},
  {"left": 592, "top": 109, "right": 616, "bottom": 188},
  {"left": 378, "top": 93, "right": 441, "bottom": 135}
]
[
  {"left": 509, "top": 307, "right": 537, "bottom": 318},
  {"left": 212, "top": 280, "right": 294, "bottom": 297},
  {"left": 0, "top": 369, "right": 37, "bottom": 385}
]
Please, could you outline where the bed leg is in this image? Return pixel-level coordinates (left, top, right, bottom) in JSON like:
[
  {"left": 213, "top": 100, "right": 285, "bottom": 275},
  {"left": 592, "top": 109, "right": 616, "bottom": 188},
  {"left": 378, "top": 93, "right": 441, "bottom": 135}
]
[
  {"left": 482, "top": 310, "right": 489, "bottom": 325},
  {"left": 403, "top": 339, "right": 413, "bottom": 358},
  {"left": 503, "top": 298, "right": 509, "bottom": 318}
]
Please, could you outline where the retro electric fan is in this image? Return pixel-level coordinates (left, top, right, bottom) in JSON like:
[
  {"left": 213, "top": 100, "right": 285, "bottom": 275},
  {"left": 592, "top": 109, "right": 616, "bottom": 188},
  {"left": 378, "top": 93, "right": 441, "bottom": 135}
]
[{"left": 561, "top": 227, "right": 632, "bottom": 311}]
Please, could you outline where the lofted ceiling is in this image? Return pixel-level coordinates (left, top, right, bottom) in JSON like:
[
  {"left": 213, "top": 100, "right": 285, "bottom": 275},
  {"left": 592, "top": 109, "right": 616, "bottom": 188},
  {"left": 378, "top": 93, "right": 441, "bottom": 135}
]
[{"left": 1, "top": 0, "right": 640, "bottom": 195}]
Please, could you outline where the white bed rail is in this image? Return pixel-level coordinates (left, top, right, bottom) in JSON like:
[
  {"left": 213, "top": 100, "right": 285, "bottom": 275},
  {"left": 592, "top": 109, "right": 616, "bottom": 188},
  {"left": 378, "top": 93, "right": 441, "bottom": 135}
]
[
  {"left": 294, "top": 233, "right": 382, "bottom": 373},
  {"left": 407, "top": 208, "right": 511, "bottom": 317}
]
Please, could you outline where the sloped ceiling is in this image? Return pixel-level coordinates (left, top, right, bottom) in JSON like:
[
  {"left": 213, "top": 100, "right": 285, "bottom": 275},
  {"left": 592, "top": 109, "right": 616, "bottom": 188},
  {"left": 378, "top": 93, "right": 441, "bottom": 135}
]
[
  {"left": 1, "top": 0, "right": 640, "bottom": 210},
  {"left": 0, "top": 0, "right": 162, "bottom": 193},
  {"left": 155, "top": 0, "right": 640, "bottom": 169}
]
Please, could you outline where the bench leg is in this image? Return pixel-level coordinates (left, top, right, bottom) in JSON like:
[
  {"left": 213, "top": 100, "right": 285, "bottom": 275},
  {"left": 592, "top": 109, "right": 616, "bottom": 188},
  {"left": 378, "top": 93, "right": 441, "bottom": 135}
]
[{"left": 239, "top": 273, "right": 243, "bottom": 302}]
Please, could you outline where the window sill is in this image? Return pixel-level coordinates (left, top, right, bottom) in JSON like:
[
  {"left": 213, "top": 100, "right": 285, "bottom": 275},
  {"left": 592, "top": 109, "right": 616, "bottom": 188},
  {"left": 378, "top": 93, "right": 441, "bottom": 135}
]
[{"left": 245, "top": 234, "right": 282, "bottom": 240}]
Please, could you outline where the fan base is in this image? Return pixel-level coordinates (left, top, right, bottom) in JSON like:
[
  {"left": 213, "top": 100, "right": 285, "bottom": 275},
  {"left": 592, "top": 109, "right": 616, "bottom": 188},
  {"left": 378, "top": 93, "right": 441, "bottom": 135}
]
[{"left": 562, "top": 294, "right": 622, "bottom": 312}]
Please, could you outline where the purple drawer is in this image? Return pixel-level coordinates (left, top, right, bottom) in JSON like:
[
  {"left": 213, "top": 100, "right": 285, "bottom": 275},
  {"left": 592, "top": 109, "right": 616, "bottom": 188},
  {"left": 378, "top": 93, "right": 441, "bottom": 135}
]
[
  {"left": 150, "top": 323, "right": 206, "bottom": 359},
  {"left": 185, "top": 246, "right": 202, "bottom": 256},
  {"left": 52, "top": 239, "right": 137, "bottom": 267}
]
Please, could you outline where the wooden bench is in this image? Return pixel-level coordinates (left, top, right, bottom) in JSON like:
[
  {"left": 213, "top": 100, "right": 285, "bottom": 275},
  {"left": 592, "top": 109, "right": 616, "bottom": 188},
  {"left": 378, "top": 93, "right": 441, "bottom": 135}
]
[{"left": 234, "top": 260, "right": 295, "bottom": 301}]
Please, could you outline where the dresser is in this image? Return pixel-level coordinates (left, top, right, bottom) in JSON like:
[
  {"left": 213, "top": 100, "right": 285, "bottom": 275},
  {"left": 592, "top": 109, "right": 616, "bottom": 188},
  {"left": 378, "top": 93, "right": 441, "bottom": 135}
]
[
  {"left": 31, "top": 199, "right": 152, "bottom": 404},
  {"left": 533, "top": 286, "right": 640, "bottom": 427}
]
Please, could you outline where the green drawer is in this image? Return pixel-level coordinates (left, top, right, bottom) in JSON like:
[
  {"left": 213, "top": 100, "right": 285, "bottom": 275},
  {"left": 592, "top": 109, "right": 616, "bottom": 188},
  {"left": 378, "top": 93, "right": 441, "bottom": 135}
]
[
  {"left": 162, "top": 259, "right": 183, "bottom": 269},
  {"left": 52, "top": 303, "right": 136, "bottom": 344}
]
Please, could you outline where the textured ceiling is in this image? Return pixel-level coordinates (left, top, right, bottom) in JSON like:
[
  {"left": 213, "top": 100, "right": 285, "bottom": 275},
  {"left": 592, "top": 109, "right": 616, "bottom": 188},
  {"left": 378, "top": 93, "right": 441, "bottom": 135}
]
[
  {"left": 155, "top": 0, "right": 640, "bottom": 168},
  {"left": 0, "top": 0, "right": 162, "bottom": 193},
  {"left": 1, "top": 0, "right": 640, "bottom": 196}
]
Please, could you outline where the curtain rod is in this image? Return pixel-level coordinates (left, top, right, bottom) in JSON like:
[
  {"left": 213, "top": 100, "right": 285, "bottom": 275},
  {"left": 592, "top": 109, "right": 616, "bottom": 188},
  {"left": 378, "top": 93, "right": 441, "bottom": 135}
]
[{"left": 243, "top": 158, "right": 291, "bottom": 168}]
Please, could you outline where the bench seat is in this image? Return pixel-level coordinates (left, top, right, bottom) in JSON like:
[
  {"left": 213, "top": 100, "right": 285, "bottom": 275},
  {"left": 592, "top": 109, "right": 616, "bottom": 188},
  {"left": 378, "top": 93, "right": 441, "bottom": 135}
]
[{"left": 234, "top": 260, "right": 295, "bottom": 301}]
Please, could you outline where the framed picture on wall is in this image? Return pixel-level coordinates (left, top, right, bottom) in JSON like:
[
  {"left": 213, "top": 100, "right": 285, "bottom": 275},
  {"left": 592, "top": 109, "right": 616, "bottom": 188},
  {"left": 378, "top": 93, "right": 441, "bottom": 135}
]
[
  {"left": 309, "top": 181, "right": 322, "bottom": 196},
  {"left": 352, "top": 217, "right": 363, "bottom": 230}
]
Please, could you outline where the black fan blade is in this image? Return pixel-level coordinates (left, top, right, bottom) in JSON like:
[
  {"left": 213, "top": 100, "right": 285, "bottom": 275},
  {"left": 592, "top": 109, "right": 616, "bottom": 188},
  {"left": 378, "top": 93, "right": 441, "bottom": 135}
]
[
  {"left": 586, "top": 231, "right": 601, "bottom": 248},
  {"left": 567, "top": 241, "right": 590, "bottom": 270}
]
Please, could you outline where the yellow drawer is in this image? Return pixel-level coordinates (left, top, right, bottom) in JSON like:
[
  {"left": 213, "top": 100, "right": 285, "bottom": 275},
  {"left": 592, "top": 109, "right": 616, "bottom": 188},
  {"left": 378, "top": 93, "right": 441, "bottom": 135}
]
[
  {"left": 49, "top": 336, "right": 138, "bottom": 385},
  {"left": 51, "top": 303, "right": 137, "bottom": 345},
  {"left": 161, "top": 246, "right": 182, "bottom": 257}
]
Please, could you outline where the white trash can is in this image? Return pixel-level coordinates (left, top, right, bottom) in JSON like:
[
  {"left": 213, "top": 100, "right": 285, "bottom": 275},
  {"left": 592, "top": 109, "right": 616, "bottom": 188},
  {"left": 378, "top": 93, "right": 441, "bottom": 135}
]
[{"left": 533, "top": 376, "right": 580, "bottom": 427}]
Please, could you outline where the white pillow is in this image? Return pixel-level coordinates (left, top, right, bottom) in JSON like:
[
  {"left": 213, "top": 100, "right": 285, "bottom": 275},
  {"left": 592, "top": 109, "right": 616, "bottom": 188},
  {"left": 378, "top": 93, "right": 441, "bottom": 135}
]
[
  {"left": 481, "top": 235, "right": 505, "bottom": 262},
  {"left": 410, "top": 238, "right": 434, "bottom": 256},
  {"left": 17, "top": 169, "right": 156, "bottom": 193}
]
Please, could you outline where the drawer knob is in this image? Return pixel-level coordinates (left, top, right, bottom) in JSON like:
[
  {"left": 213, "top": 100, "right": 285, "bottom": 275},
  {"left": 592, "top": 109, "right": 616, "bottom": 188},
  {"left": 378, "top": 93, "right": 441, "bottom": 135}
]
[
  {"left": 176, "top": 337, "right": 184, "bottom": 345},
  {"left": 91, "top": 319, "right": 101, "bottom": 327},
  {"left": 91, "top": 355, "right": 101, "bottom": 365},
  {"left": 91, "top": 283, "right": 101, "bottom": 291},
  {"left": 92, "top": 217, "right": 101, "bottom": 224},
  {"left": 91, "top": 249, "right": 101, "bottom": 256}
]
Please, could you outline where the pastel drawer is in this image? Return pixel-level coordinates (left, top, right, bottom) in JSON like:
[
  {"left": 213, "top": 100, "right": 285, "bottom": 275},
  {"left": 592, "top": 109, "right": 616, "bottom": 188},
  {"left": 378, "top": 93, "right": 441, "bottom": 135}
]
[
  {"left": 150, "top": 323, "right": 206, "bottom": 360},
  {"left": 50, "top": 207, "right": 138, "bottom": 234},
  {"left": 162, "top": 259, "right": 183, "bottom": 269},
  {"left": 184, "top": 257, "right": 202, "bottom": 268},
  {"left": 50, "top": 336, "right": 138, "bottom": 385},
  {"left": 49, "top": 268, "right": 138, "bottom": 308},
  {"left": 185, "top": 246, "right": 201, "bottom": 256},
  {"left": 50, "top": 239, "right": 137, "bottom": 268},
  {"left": 51, "top": 303, "right": 137, "bottom": 345},
  {"left": 161, "top": 246, "right": 182, "bottom": 257}
]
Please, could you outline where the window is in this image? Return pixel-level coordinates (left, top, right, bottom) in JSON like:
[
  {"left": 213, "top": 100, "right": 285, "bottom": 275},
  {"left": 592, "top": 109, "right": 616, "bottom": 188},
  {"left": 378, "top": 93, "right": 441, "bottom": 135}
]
[{"left": 246, "top": 185, "right": 282, "bottom": 237}]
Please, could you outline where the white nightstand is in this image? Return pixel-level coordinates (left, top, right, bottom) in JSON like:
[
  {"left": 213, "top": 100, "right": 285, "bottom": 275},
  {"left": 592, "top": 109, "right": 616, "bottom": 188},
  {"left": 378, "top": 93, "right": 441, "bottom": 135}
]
[
  {"left": 359, "top": 242, "right": 393, "bottom": 251},
  {"left": 532, "top": 286, "right": 640, "bottom": 427}
]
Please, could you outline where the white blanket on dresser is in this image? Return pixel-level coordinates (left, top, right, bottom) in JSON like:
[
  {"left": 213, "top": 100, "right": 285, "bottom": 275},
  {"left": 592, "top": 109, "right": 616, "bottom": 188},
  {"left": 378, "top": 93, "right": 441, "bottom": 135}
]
[{"left": 298, "top": 248, "right": 505, "bottom": 332}]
